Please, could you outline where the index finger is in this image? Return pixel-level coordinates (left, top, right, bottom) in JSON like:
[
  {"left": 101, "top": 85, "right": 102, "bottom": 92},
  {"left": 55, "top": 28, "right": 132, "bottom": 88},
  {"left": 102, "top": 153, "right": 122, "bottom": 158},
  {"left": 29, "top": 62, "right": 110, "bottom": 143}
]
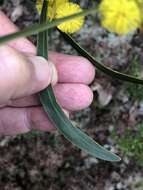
[
  {"left": 0, "top": 11, "right": 36, "bottom": 54},
  {"left": 0, "top": 11, "right": 95, "bottom": 84}
]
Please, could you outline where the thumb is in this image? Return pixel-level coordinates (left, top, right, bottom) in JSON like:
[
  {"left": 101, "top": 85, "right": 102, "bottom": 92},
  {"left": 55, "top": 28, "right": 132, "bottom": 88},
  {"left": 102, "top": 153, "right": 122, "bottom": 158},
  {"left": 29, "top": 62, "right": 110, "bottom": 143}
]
[{"left": 0, "top": 45, "right": 57, "bottom": 105}]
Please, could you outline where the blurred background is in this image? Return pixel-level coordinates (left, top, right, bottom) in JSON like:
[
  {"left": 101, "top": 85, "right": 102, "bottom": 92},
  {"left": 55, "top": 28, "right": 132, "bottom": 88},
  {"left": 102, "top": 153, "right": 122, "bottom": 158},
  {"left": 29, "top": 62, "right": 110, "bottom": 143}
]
[{"left": 0, "top": 0, "right": 143, "bottom": 189}]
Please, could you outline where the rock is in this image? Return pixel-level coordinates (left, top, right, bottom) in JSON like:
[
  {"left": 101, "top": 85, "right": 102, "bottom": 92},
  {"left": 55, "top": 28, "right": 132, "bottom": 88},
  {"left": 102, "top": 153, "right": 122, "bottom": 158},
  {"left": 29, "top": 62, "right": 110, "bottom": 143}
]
[
  {"left": 84, "top": 156, "right": 99, "bottom": 169},
  {"left": 11, "top": 5, "right": 23, "bottom": 22},
  {"left": 111, "top": 171, "right": 121, "bottom": 182},
  {"left": 92, "top": 83, "right": 113, "bottom": 107}
]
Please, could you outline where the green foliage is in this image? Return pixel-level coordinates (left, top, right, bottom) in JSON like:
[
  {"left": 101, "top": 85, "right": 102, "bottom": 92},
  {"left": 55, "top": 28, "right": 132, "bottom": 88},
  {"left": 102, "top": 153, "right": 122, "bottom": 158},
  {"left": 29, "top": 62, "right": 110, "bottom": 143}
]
[
  {"left": 112, "top": 123, "right": 143, "bottom": 166},
  {"left": 125, "top": 56, "right": 143, "bottom": 101}
]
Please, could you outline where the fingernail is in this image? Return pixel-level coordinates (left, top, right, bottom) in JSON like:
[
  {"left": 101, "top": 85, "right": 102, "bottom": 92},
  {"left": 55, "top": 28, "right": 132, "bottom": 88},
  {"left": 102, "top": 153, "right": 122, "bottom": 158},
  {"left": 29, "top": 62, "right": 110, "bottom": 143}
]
[
  {"left": 48, "top": 61, "right": 58, "bottom": 85},
  {"left": 29, "top": 56, "right": 58, "bottom": 88}
]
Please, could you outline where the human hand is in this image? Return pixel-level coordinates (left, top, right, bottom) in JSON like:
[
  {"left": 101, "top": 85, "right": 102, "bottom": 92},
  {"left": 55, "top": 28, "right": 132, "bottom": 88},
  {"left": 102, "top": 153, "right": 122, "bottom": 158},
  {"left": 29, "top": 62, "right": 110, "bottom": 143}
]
[{"left": 0, "top": 11, "right": 95, "bottom": 136}]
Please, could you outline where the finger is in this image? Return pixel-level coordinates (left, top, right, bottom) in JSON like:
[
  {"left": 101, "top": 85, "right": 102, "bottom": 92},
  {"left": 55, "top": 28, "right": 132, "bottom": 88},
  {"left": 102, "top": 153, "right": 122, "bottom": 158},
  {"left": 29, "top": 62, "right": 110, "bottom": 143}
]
[
  {"left": 25, "top": 51, "right": 95, "bottom": 85},
  {"left": 0, "top": 106, "right": 69, "bottom": 136},
  {"left": 0, "top": 45, "right": 57, "bottom": 105},
  {"left": 0, "top": 11, "right": 95, "bottom": 84},
  {"left": 10, "top": 83, "right": 93, "bottom": 111},
  {"left": 54, "top": 84, "right": 93, "bottom": 111},
  {"left": 49, "top": 52, "right": 95, "bottom": 84},
  {"left": 28, "top": 107, "right": 69, "bottom": 132}
]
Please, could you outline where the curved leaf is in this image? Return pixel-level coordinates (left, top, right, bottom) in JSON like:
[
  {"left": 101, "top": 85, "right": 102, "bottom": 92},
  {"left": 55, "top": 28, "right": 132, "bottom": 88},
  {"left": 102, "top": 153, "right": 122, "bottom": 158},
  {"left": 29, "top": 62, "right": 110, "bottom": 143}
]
[
  {"left": 40, "top": 86, "right": 120, "bottom": 161},
  {"left": 38, "top": 0, "right": 120, "bottom": 162},
  {"left": 60, "top": 31, "right": 143, "bottom": 85}
]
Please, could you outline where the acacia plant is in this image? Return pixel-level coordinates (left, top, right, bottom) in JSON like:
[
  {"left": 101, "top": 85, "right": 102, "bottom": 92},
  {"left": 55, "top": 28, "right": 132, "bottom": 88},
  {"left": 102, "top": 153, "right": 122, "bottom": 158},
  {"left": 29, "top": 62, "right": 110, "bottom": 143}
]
[{"left": 1, "top": 0, "right": 143, "bottom": 162}]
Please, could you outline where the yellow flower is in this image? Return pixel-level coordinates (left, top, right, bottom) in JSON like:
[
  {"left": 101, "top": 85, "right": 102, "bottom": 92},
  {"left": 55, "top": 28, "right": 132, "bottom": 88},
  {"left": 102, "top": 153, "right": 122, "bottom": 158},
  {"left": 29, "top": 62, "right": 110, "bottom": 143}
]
[
  {"left": 99, "top": 0, "right": 142, "bottom": 35},
  {"left": 36, "top": 1, "right": 84, "bottom": 33},
  {"left": 48, "top": 0, "right": 68, "bottom": 19},
  {"left": 56, "top": 2, "right": 84, "bottom": 33},
  {"left": 36, "top": 0, "right": 42, "bottom": 13},
  {"left": 51, "top": 0, "right": 67, "bottom": 7},
  {"left": 37, "top": 0, "right": 64, "bottom": 6},
  {"left": 136, "top": 0, "right": 143, "bottom": 4},
  {"left": 36, "top": 0, "right": 67, "bottom": 19},
  {"left": 136, "top": 0, "right": 143, "bottom": 22}
]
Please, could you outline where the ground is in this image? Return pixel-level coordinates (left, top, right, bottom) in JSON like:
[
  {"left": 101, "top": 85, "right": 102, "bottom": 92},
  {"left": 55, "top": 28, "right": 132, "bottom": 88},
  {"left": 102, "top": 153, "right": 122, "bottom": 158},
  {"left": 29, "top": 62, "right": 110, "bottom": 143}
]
[{"left": 0, "top": 0, "right": 143, "bottom": 189}]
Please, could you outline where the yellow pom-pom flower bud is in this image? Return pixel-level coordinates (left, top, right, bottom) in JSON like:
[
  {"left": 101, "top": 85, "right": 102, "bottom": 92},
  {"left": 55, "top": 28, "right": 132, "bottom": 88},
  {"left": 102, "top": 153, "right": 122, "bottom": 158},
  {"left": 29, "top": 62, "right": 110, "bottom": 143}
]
[
  {"left": 56, "top": 2, "right": 84, "bottom": 33},
  {"left": 99, "top": 0, "right": 142, "bottom": 35}
]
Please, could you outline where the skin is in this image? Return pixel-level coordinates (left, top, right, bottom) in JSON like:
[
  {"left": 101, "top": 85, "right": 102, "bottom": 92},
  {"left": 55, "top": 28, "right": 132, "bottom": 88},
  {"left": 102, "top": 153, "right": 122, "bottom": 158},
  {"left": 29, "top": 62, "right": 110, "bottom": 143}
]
[{"left": 0, "top": 11, "right": 95, "bottom": 135}]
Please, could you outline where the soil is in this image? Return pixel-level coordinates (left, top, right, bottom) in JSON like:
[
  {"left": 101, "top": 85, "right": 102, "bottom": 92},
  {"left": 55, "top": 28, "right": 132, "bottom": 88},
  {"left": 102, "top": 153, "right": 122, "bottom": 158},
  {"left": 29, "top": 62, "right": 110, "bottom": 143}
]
[{"left": 0, "top": 0, "right": 143, "bottom": 190}]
